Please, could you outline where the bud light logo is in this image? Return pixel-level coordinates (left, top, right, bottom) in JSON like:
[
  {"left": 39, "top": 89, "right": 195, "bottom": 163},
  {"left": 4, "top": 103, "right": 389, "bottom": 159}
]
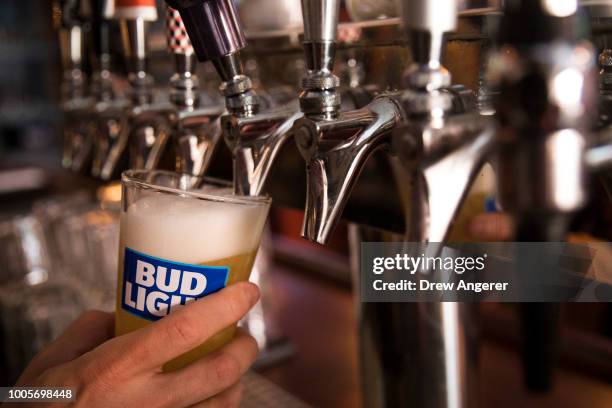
[{"left": 121, "top": 247, "right": 229, "bottom": 321}]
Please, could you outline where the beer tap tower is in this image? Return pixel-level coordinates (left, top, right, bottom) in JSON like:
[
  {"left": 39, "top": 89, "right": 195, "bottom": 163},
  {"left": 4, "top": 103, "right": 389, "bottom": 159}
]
[
  {"left": 55, "top": 0, "right": 95, "bottom": 174},
  {"left": 92, "top": 0, "right": 157, "bottom": 180},
  {"left": 126, "top": 5, "right": 229, "bottom": 176},
  {"left": 167, "top": 0, "right": 354, "bottom": 197},
  {"left": 293, "top": 0, "right": 493, "bottom": 406},
  {"left": 165, "top": 6, "right": 226, "bottom": 179},
  {"left": 490, "top": 0, "right": 612, "bottom": 391}
]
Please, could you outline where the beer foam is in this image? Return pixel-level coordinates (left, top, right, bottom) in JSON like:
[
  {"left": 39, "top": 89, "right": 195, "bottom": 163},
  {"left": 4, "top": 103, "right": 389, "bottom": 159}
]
[{"left": 122, "top": 191, "right": 269, "bottom": 264}]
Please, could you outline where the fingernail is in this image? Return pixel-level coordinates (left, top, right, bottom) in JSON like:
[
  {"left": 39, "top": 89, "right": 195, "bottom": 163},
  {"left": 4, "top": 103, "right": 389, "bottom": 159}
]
[{"left": 243, "top": 282, "right": 260, "bottom": 304}]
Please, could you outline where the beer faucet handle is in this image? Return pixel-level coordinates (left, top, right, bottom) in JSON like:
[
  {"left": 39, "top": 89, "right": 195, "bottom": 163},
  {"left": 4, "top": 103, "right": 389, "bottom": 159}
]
[
  {"left": 165, "top": 0, "right": 246, "bottom": 64},
  {"left": 299, "top": 0, "right": 342, "bottom": 117},
  {"left": 165, "top": 1, "right": 258, "bottom": 116},
  {"left": 53, "top": 0, "right": 84, "bottom": 29},
  {"left": 113, "top": 0, "right": 157, "bottom": 103},
  {"left": 83, "top": 0, "right": 113, "bottom": 59},
  {"left": 166, "top": 6, "right": 200, "bottom": 108},
  {"left": 166, "top": 6, "right": 194, "bottom": 56},
  {"left": 301, "top": 0, "right": 340, "bottom": 72},
  {"left": 398, "top": 0, "right": 457, "bottom": 81}
]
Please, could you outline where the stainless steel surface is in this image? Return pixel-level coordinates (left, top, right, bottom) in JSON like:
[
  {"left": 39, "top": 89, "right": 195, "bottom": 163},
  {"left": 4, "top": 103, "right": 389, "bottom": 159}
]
[
  {"left": 224, "top": 103, "right": 303, "bottom": 195},
  {"left": 348, "top": 225, "right": 477, "bottom": 408},
  {"left": 299, "top": 0, "right": 342, "bottom": 117},
  {"left": 58, "top": 26, "right": 84, "bottom": 78},
  {"left": 128, "top": 102, "right": 175, "bottom": 171},
  {"left": 301, "top": 0, "right": 340, "bottom": 42},
  {"left": 295, "top": 97, "right": 402, "bottom": 243},
  {"left": 239, "top": 0, "right": 303, "bottom": 32},
  {"left": 219, "top": 0, "right": 343, "bottom": 195},
  {"left": 170, "top": 54, "right": 199, "bottom": 108},
  {"left": 93, "top": 98, "right": 131, "bottom": 180},
  {"left": 293, "top": 1, "right": 491, "bottom": 407},
  {"left": 56, "top": 7, "right": 93, "bottom": 174},
  {"left": 491, "top": 15, "right": 597, "bottom": 218},
  {"left": 121, "top": 17, "right": 147, "bottom": 62},
  {"left": 397, "top": 0, "right": 458, "bottom": 34},
  {"left": 174, "top": 106, "right": 225, "bottom": 179},
  {"left": 489, "top": 0, "right": 604, "bottom": 392},
  {"left": 96, "top": 13, "right": 156, "bottom": 179},
  {"left": 120, "top": 18, "right": 154, "bottom": 105}
]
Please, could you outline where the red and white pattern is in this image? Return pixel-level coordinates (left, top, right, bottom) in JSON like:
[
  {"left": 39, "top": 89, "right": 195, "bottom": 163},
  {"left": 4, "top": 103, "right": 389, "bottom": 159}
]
[
  {"left": 114, "top": 0, "right": 158, "bottom": 21},
  {"left": 166, "top": 6, "right": 193, "bottom": 55}
]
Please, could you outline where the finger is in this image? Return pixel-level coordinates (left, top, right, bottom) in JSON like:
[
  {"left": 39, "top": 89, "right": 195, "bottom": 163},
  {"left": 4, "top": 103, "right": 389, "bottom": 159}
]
[
  {"left": 466, "top": 213, "right": 514, "bottom": 241},
  {"left": 92, "top": 282, "right": 259, "bottom": 375},
  {"left": 188, "top": 382, "right": 244, "bottom": 408},
  {"left": 160, "top": 329, "right": 258, "bottom": 407},
  {"left": 17, "top": 311, "right": 114, "bottom": 384}
]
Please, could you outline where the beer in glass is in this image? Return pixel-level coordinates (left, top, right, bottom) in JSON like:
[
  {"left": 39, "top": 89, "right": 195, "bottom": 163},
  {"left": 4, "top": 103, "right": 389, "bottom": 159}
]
[{"left": 115, "top": 170, "right": 270, "bottom": 370}]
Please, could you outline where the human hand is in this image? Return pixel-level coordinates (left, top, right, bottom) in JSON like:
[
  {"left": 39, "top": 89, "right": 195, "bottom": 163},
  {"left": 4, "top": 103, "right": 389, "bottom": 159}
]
[
  {"left": 466, "top": 212, "right": 515, "bottom": 241},
  {"left": 15, "top": 282, "right": 260, "bottom": 408}
]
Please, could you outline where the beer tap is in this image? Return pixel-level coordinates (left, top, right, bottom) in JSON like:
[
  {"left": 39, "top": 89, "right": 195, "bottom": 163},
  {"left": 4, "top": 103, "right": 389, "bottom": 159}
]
[
  {"left": 166, "top": 0, "right": 362, "bottom": 196},
  {"left": 86, "top": 0, "right": 114, "bottom": 103},
  {"left": 165, "top": 6, "right": 225, "bottom": 178},
  {"left": 167, "top": 0, "right": 298, "bottom": 196},
  {"left": 294, "top": 1, "right": 494, "bottom": 245},
  {"left": 489, "top": 0, "right": 612, "bottom": 391},
  {"left": 54, "top": 0, "right": 95, "bottom": 173},
  {"left": 92, "top": 0, "right": 157, "bottom": 180},
  {"left": 294, "top": 0, "right": 495, "bottom": 406}
]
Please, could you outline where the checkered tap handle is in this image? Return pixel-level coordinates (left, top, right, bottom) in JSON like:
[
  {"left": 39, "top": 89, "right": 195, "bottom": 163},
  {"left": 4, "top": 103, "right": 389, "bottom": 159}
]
[{"left": 166, "top": 6, "right": 194, "bottom": 55}]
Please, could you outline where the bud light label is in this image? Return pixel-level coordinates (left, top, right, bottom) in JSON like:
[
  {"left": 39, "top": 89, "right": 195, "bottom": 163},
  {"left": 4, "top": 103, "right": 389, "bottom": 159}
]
[{"left": 121, "top": 247, "right": 229, "bottom": 321}]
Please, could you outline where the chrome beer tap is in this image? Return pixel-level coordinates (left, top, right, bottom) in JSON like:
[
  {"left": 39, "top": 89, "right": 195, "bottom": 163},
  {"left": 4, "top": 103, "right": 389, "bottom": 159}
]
[
  {"left": 165, "top": 7, "right": 225, "bottom": 178},
  {"left": 92, "top": 0, "right": 158, "bottom": 180},
  {"left": 294, "top": 0, "right": 494, "bottom": 406},
  {"left": 295, "top": 0, "right": 494, "bottom": 245},
  {"left": 488, "top": 0, "right": 612, "bottom": 391},
  {"left": 167, "top": 0, "right": 359, "bottom": 196},
  {"left": 165, "top": 0, "right": 267, "bottom": 194},
  {"left": 55, "top": 0, "right": 95, "bottom": 173}
]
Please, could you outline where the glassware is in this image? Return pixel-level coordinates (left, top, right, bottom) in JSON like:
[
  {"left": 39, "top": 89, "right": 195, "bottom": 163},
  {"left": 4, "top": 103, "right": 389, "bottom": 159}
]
[{"left": 116, "top": 170, "right": 271, "bottom": 371}]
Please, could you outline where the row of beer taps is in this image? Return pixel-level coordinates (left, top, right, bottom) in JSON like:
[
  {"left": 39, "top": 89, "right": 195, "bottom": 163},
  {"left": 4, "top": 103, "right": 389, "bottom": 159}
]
[
  {"left": 55, "top": 0, "right": 612, "bottom": 406},
  {"left": 57, "top": 0, "right": 612, "bottom": 245}
]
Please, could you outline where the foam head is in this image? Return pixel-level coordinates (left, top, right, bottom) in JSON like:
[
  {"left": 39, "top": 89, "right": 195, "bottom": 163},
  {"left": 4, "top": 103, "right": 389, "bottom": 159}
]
[{"left": 122, "top": 189, "right": 269, "bottom": 264}]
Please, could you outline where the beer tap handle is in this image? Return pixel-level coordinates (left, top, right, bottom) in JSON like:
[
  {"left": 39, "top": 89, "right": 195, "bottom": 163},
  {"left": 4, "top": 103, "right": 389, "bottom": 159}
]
[
  {"left": 113, "top": 0, "right": 157, "bottom": 63},
  {"left": 166, "top": 6, "right": 194, "bottom": 56},
  {"left": 398, "top": 0, "right": 457, "bottom": 73},
  {"left": 164, "top": 1, "right": 258, "bottom": 115},
  {"left": 113, "top": 0, "right": 157, "bottom": 103},
  {"left": 299, "top": 0, "right": 341, "bottom": 117},
  {"left": 166, "top": 6, "right": 199, "bottom": 108},
  {"left": 164, "top": 0, "right": 246, "bottom": 67},
  {"left": 53, "top": 0, "right": 86, "bottom": 97},
  {"left": 86, "top": 0, "right": 112, "bottom": 60},
  {"left": 301, "top": 0, "right": 340, "bottom": 73}
]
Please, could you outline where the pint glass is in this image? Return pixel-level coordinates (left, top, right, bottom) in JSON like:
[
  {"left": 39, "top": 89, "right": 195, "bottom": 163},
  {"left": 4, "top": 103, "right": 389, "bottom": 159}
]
[{"left": 115, "top": 170, "right": 271, "bottom": 371}]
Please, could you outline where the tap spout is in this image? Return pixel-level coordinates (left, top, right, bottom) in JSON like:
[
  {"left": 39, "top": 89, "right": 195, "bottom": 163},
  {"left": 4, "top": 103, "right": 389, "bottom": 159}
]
[
  {"left": 294, "top": 97, "right": 403, "bottom": 244},
  {"left": 223, "top": 104, "right": 303, "bottom": 196}
]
